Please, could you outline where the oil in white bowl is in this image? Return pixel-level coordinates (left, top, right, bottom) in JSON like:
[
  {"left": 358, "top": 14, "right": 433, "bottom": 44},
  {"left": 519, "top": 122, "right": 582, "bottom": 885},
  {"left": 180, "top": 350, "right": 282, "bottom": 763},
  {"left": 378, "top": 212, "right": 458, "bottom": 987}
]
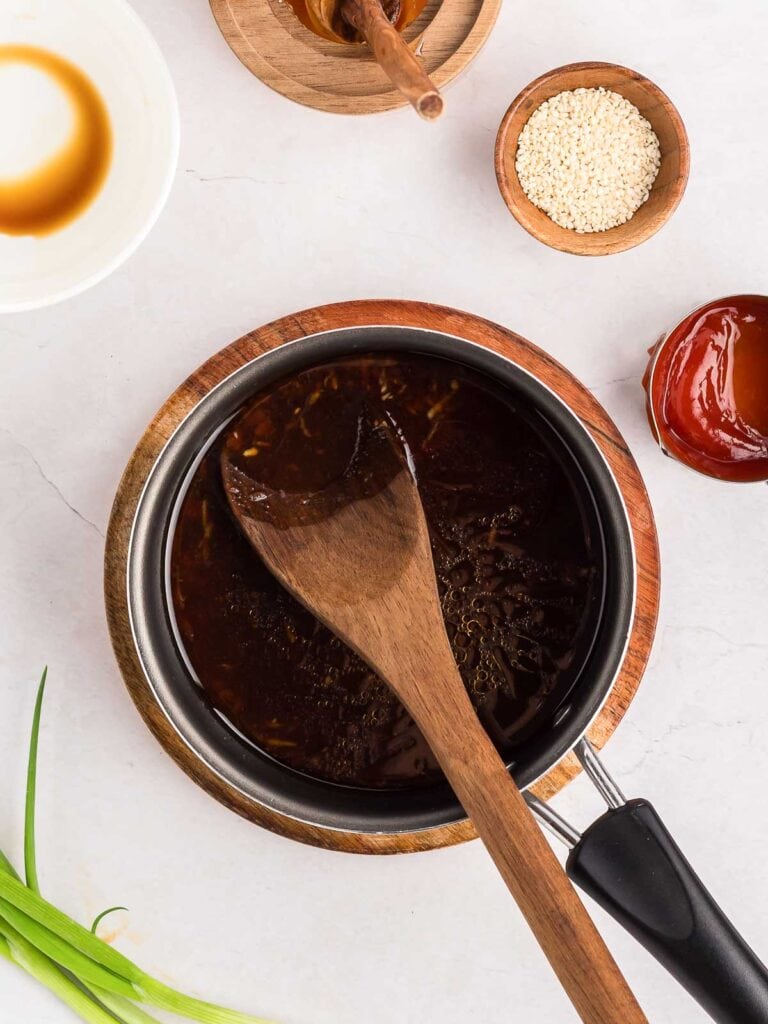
[{"left": 0, "top": 44, "right": 112, "bottom": 237}]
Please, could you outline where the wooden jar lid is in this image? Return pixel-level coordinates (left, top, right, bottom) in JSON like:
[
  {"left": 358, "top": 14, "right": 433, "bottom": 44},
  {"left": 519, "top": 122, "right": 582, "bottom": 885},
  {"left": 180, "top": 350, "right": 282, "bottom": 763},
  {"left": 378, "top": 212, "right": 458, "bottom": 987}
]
[
  {"left": 105, "top": 300, "right": 660, "bottom": 854},
  {"left": 209, "top": 0, "right": 500, "bottom": 115}
]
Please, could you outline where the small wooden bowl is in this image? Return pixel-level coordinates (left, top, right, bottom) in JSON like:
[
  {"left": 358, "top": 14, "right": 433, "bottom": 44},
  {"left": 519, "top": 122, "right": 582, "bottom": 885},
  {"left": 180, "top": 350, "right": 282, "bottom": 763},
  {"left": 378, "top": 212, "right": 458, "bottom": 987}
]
[
  {"left": 495, "top": 62, "right": 690, "bottom": 256},
  {"left": 209, "top": 0, "right": 501, "bottom": 116}
]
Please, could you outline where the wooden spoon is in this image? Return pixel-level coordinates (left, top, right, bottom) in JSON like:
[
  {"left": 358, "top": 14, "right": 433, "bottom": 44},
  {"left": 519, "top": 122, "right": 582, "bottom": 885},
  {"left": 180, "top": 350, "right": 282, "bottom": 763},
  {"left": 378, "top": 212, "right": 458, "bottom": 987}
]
[
  {"left": 221, "top": 420, "right": 647, "bottom": 1024},
  {"left": 303, "top": 0, "right": 443, "bottom": 119}
]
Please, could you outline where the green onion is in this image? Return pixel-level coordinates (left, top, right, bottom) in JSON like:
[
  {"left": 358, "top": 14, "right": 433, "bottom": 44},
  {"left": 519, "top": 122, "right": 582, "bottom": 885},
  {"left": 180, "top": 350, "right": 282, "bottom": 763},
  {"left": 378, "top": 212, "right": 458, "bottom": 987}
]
[
  {"left": 0, "top": 893, "right": 138, "bottom": 997},
  {"left": 0, "top": 870, "right": 140, "bottom": 980},
  {"left": 0, "top": 873, "right": 274, "bottom": 1022},
  {"left": 89, "top": 988, "right": 164, "bottom": 1024},
  {"left": 91, "top": 907, "right": 129, "bottom": 936},
  {"left": 24, "top": 666, "right": 46, "bottom": 893},
  {"left": 0, "top": 918, "right": 119, "bottom": 1024},
  {"left": 0, "top": 670, "right": 278, "bottom": 1024},
  {"left": 134, "top": 978, "right": 275, "bottom": 1024},
  {"left": 0, "top": 848, "right": 21, "bottom": 882}
]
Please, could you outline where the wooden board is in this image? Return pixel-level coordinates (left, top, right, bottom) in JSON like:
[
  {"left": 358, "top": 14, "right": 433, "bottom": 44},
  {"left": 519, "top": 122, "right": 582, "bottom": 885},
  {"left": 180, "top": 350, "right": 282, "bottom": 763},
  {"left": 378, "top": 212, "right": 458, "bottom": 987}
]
[
  {"left": 104, "top": 300, "right": 660, "bottom": 854},
  {"left": 209, "top": 0, "right": 500, "bottom": 115}
]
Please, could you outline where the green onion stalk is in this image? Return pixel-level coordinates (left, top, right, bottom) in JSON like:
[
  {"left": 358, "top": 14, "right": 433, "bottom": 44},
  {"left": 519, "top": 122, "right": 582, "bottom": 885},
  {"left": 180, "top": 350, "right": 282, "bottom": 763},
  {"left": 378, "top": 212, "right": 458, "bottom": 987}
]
[{"left": 0, "top": 669, "right": 275, "bottom": 1024}]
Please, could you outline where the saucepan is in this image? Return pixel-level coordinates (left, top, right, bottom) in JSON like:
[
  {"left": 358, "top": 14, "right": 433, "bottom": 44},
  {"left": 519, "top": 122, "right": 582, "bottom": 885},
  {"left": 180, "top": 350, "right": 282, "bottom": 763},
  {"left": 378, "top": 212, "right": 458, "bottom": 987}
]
[{"left": 125, "top": 325, "right": 768, "bottom": 1024}]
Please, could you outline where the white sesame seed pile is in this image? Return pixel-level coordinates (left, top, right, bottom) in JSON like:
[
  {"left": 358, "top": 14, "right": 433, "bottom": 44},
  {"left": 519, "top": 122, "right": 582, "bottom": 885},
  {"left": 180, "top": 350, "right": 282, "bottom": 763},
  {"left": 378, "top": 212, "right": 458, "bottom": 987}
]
[{"left": 515, "top": 87, "right": 661, "bottom": 233}]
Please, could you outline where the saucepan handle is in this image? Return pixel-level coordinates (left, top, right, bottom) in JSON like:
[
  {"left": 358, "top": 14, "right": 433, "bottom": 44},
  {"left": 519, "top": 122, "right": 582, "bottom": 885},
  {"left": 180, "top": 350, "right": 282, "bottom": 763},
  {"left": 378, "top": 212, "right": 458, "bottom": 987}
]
[{"left": 566, "top": 798, "right": 768, "bottom": 1024}]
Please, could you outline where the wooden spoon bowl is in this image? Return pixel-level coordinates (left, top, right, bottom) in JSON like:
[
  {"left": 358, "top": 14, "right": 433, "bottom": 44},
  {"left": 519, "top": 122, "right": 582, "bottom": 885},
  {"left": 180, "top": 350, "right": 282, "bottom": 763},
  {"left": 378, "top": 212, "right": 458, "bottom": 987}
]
[{"left": 495, "top": 62, "right": 690, "bottom": 256}]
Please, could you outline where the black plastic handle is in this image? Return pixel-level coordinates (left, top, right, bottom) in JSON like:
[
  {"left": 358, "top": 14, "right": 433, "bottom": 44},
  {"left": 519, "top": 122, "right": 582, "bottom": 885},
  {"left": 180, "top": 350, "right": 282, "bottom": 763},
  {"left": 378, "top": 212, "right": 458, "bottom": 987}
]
[{"left": 566, "top": 799, "right": 768, "bottom": 1024}]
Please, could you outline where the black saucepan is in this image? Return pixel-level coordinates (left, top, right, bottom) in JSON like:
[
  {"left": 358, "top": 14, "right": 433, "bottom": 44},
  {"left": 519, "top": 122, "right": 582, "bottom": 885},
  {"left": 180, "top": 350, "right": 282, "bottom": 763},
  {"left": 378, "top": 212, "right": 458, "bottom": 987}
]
[{"left": 127, "top": 326, "right": 768, "bottom": 1024}]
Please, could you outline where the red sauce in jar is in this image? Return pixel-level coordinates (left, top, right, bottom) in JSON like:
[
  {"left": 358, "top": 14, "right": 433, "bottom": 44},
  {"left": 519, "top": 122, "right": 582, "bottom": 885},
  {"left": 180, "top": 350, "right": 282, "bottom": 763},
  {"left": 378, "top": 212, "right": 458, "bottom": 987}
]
[{"left": 645, "top": 295, "right": 768, "bottom": 482}]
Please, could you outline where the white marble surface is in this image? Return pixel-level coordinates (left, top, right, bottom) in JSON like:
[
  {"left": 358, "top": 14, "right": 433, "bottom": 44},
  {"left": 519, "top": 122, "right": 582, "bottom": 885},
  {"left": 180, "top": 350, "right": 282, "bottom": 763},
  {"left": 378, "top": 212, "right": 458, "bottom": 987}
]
[{"left": 1, "top": 0, "right": 768, "bottom": 1021}]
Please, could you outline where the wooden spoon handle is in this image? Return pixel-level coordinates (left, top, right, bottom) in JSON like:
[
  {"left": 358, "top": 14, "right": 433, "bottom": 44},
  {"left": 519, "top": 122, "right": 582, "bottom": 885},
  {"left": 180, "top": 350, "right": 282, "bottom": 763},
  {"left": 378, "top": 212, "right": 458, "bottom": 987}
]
[
  {"left": 423, "top": 707, "right": 647, "bottom": 1023},
  {"left": 342, "top": 0, "right": 443, "bottom": 119}
]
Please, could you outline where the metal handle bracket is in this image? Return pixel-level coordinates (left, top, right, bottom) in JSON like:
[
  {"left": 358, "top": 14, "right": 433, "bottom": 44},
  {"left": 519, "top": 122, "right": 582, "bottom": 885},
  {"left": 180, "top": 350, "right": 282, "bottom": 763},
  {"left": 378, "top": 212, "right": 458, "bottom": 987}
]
[{"left": 525, "top": 738, "right": 626, "bottom": 848}]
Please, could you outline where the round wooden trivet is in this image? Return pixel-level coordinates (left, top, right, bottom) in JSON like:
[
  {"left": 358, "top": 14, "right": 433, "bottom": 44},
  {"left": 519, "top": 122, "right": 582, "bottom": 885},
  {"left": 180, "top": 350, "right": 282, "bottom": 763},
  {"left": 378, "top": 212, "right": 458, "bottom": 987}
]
[
  {"left": 105, "top": 300, "right": 660, "bottom": 854},
  {"left": 208, "top": 0, "right": 500, "bottom": 115}
]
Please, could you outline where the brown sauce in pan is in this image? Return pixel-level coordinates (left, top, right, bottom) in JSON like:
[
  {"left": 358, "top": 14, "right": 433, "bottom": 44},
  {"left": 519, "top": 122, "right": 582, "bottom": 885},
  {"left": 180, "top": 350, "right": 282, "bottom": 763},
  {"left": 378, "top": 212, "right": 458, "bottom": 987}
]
[{"left": 170, "top": 354, "right": 601, "bottom": 789}]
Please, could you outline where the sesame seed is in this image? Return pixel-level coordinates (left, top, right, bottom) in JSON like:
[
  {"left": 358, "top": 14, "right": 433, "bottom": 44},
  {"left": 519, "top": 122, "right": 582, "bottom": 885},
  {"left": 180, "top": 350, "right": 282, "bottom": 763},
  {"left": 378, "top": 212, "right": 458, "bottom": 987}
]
[{"left": 515, "top": 87, "right": 661, "bottom": 233}]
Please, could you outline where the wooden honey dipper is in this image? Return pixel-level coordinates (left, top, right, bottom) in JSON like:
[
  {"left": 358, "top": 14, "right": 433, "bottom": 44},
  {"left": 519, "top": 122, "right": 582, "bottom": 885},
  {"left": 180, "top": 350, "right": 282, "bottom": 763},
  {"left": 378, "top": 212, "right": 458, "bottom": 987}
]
[{"left": 294, "top": 0, "right": 443, "bottom": 119}]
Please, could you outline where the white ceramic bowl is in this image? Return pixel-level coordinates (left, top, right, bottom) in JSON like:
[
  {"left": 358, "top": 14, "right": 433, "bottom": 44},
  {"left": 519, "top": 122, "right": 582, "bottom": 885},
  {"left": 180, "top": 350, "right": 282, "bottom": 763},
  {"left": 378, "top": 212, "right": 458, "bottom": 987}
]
[{"left": 0, "top": 0, "right": 179, "bottom": 312}]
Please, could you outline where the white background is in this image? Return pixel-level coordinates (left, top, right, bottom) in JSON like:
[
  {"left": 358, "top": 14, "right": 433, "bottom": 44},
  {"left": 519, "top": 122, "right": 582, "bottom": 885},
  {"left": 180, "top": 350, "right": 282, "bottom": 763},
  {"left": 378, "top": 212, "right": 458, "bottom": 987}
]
[{"left": 2, "top": 0, "right": 768, "bottom": 1021}]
